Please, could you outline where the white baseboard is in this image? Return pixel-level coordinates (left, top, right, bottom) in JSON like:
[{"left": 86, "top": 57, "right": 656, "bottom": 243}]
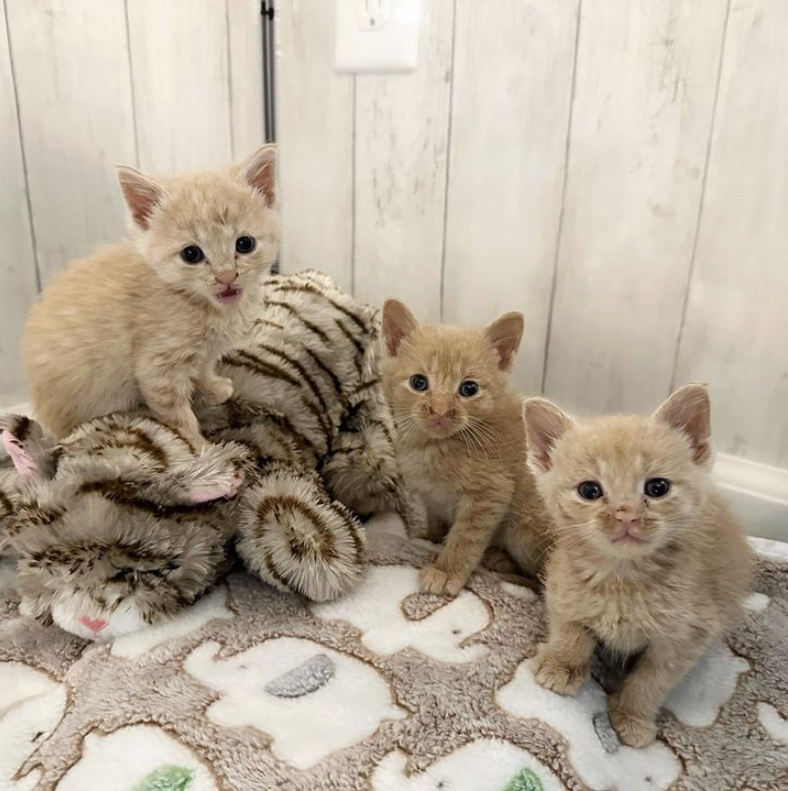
[
  {"left": 1, "top": 401, "right": 786, "bottom": 543},
  {"left": 715, "top": 453, "right": 788, "bottom": 542}
]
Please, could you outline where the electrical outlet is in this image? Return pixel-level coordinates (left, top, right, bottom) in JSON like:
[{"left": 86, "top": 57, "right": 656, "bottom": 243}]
[{"left": 334, "top": 0, "right": 421, "bottom": 73}]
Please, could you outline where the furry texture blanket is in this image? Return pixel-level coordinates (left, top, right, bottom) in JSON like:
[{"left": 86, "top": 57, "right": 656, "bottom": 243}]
[{"left": 0, "top": 520, "right": 785, "bottom": 791}]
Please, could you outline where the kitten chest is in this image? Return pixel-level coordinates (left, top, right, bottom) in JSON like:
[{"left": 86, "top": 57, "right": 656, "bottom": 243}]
[
  {"left": 399, "top": 447, "right": 459, "bottom": 525},
  {"left": 564, "top": 571, "right": 676, "bottom": 653}
]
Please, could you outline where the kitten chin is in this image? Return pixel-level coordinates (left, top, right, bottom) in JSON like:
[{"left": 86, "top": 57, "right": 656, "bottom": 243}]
[
  {"left": 24, "top": 146, "right": 280, "bottom": 447},
  {"left": 524, "top": 385, "right": 753, "bottom": 748},
  {"left": 381, "top": 299, "right": 551, "bottom": 597}
]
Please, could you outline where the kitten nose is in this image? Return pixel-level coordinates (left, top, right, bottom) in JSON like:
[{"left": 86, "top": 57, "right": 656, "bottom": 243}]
[
  {"left": 615, "top": 504, "right": 640, "bottom": 531},
  {"left": 428, "top": 404, "right": 455, "bottom": 419},
  {"left": 215, "top": 270, "right": 237, "bottom": 286}
]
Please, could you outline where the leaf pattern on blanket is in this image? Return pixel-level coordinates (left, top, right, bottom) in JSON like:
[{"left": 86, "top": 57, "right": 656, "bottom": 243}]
[
  {"left": 503, "top": 768, "right": 544, "bottom": 791},
  {"left": 131, "top": 766, "right": 193, "bottom": 791}
]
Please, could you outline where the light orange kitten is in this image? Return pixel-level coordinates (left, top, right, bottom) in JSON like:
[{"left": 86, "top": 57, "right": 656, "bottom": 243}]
[
  {"left": 24, "top": 146, "right": 278, "bottom": 447},
  {"left": 381, "top": 299, "right": 550, "bottom": 596},
  {"left": 524, "top": 385, "right": 753, "bottom": 747}
]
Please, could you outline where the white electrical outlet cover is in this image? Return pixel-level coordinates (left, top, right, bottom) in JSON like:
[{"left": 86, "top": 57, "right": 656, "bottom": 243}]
[{"left": 334, "top": 0, "right": 421, "bottom": 73}]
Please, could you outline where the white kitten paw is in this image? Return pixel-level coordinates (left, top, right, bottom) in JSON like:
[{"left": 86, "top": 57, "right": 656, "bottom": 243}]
[
  {"left": 418, "top": 566, "right": 467, "bottom": 597},
  {"left": 608, "top": 701, "right": 657, "bottom": 748},
  {"left": 533, "top": 648, "right": 588, "bottom": 696},
  {"left": 201, "top": 376, "right": 234, "bottom": 406}
]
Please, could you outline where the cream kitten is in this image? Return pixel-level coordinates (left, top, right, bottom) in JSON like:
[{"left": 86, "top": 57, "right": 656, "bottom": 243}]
[
  {"left": 24, "top": 146, "right": 278, "bottom": 447},
  {"left": 524, "top": 385, "right": 753, "bottom": 747},
  {"left": 381, "top": 299, "right": 551, "bottom": 596}
]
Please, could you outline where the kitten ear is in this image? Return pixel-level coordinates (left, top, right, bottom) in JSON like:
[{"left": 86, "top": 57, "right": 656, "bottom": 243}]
[
  {"left": 523, "top": 398, "right": 573, "bottom": 473},
  {"left": 485, "top": 311, "right": 524, "bottom": 371},
  {"left": 117, "top": 166, "right": 164, "bottom": 230},
  {"left": 654, "top": 383, "right": 711, "bottom": 464},
  {"left": 382, "top": 299, "right": 418, "bottom": 356},
  {"left": 240, "top": 144, "right": 276, "bottom": 206}
]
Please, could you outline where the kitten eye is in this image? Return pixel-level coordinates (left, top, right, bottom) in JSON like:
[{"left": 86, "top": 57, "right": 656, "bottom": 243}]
[
  {"left": 644, "top": 478, "right": 671, "bottom": 498},
  {"left": 577, "top": 480, "right": 604, "bottom": 500},
  {"left": 459, "top": 380, "right": 479, "bottom": 398},
  {"left": 409, "top": 374, "right": 429, "bottom": 392},
  {"left": 180, "top": 245, "right": 204, "bottom": 264},
  {"left": 235, "top": 235, "right": 256, "bottom": 254}
]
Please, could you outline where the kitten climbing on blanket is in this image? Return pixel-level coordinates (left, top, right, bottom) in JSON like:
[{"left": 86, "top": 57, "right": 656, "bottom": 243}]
[
  {"left": 523, "top": 384, "right": 753, "bottom": 747},
  {"left": 23, "top": 146, "right": 278, "bottom": 449},
  {"left": 381, "top": 299, "right": 551, "bottom": 597}
]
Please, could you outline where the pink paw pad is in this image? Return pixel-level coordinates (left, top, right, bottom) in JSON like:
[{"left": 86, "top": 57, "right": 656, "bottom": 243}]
[
  {"left": 189, "top": 469, "right": 245, "bottom": 504},
  {"left": 2, "top": 429, "right": 37, "bottom": 476},
  {"left": 79, "top": 616, "right": 108, "bottom": 634}
]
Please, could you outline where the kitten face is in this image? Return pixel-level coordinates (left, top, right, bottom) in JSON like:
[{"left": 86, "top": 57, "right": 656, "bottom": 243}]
[
  {"left": 381, "top": 300, "right": 524, "bottom": 442},
  {"left": 384, "top": 327, "right": 506, "bottom": 439},
  {"left": 118, "top": 146, "right": 279, "bottom": 309},
  {"left": 524, "top": 386, "right": 712, "bottom": 560},
  {"left": 541, "top": 418, "right": 706, "bottom": 558}
]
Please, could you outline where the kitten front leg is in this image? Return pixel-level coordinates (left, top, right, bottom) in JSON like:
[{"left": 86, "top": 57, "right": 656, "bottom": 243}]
[
  {"left": 533, "top": 612, "right": 595, "bottom": 695},
  {"left": 608, "top": 635, "right": 710, "bottom": 747},
  {"left": 137, "top": 365, "right": 205, "bottom": 450},
  {"left": 196, "top": 364, "right": 234, "bottom": 407},
  {"left": 419, "top": 493, "right": 507, "bottom": 596}
]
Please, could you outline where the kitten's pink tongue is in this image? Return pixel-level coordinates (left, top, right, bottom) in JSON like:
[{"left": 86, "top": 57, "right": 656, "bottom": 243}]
[{"left": 216, "top": 285, "right": 243, "bottom": 304}]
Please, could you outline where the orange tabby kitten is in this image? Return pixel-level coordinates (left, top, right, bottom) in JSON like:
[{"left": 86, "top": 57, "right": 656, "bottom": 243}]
[
  {"left": 24, "top": 146, "right": 278, "bottom": 447},
  {"left": 381, "top": 299, "right": 550, "bottom": 596},
  {"left": 524, "top": 385, "right": 753, "bottom": 747}
]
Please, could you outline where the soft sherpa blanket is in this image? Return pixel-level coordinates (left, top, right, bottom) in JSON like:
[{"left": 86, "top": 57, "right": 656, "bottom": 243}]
[{"left": 0, "top": 518, "right": 786, "bottom": 791}]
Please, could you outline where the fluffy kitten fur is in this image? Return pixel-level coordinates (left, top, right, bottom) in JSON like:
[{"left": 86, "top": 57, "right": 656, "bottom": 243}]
[
  {"left": 24, "top": 146, "right": 279, "bottom": 447},
  {"left": 524, "top": 385, "right": 753, "bottom": 747},
  {"left": 381, "top": 299, "right": 550, "bottom": 596}
]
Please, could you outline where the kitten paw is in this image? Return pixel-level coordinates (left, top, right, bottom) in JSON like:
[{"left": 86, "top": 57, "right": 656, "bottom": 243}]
[
  {"left": 483, "top": 546, "right": 519, "bottom": 575},
  {"left": 418, "top": 566, "right": 467, "bottom": 597},
  {"left": 201, "top": 376, "right": 234, "bottom": 406},
  {"left": 608, "top": 703, "right": 657, "bottom": 748},
  {"left": 533, "top": 649, "right": 588, "bottom": 695}
]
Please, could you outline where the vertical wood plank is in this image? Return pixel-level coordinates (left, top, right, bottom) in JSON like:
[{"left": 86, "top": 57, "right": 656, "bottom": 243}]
[
  {"left": 127, "top": 0, "right": 232, "bottom": 171},
  {"left": 0, "top": 0, "right": 37, "bottom": 403},
  {"left": 227, "top": 0, "right": 265, "bottom": 157},
  {"left": 5, "top": 0, "right": 136, "bottom": 282},
  {"left": 353, "top": 0, "right": 454, "bottom": 317},
  {"left": 543, "top": 0, "right": 728, "bottom": 414},
  {"left": 675, "top": 0, "right": 788, "bottom": 467},
  {"left": 442, "top": 0, "right": 579, "bottom": 393},
  {"left": 275, "top": 0, "right": 354, "bottom": 290}
]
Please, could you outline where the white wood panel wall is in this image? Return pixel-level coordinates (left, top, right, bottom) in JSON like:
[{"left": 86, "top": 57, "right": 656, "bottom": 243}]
[
  {"left": 0, "top": 0, "right": 37, "bottom": 404},
  {"left": 353, "top": 0, "right": 453, "bottom": 318},
  {"left": 276, "top": 0, "right": 788, "bottom": 470},
  {"left": 673, "top": 0, "right": 788, "bottom": 469},
  {"left": 442, "top": 0, "right": 579, "bottom": 395},
  {"left": 6, "top": 0, "right": 137, "bottom": 284},
  {"left": 544, "top": 0, "right": 729, "bottom": 415},
  {"left": 276, "top": 0, "right": 354, "bottom": 291},
  {"left": 0, "top": 0, "right": 264, "bottom": 405}
]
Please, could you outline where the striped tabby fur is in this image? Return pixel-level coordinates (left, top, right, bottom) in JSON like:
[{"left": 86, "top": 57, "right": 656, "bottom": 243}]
[{"left": 1, "top": 271, "right": 417, "bottom": 641}]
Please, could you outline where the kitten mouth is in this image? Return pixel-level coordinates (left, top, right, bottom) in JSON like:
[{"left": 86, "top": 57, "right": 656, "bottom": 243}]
[
  {"left": 424, "top": 417, "right": 455, "bottom": 435},
  {"left": 215, "top": 285, "right": 243, "bottom": 304},
  {"left": 611, "top": 531, "right": 649, "bottom": 545}
]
